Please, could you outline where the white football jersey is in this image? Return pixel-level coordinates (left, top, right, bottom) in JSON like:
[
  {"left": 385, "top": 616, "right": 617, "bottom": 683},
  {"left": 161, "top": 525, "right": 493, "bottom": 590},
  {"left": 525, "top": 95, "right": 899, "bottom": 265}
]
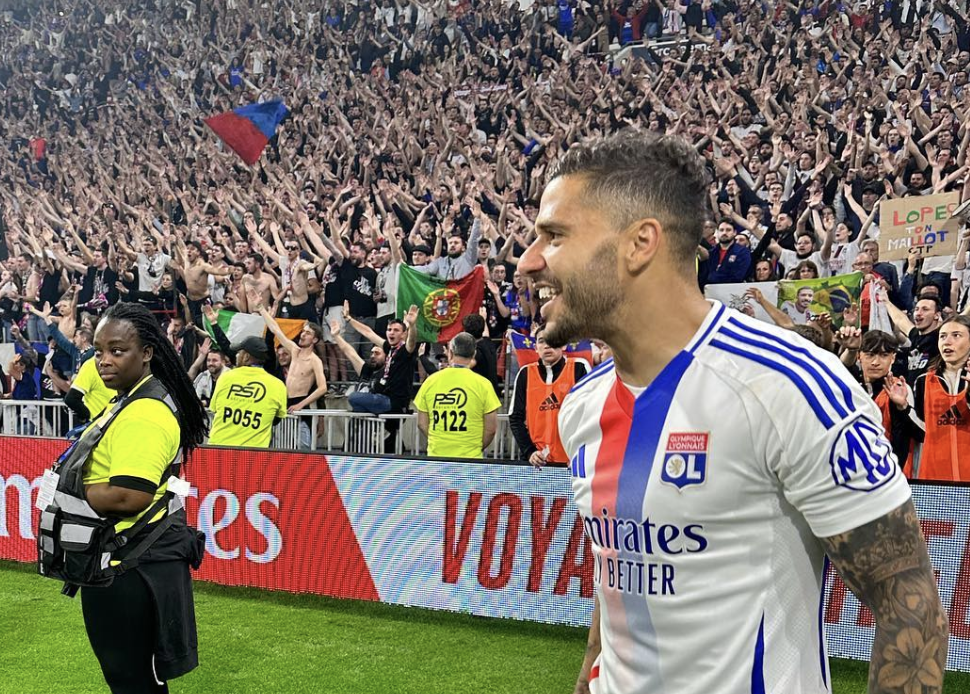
[{"left": 560, "top": 301, "right": 910, "bottom": 694}]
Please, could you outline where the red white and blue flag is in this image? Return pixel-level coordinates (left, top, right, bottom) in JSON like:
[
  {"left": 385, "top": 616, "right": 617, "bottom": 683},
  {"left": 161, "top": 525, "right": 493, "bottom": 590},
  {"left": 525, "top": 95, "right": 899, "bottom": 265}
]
[
  {"left": 204, "top": 100, "right": 289, "bottom": 165},
  {"left": 509, "top": 331, "right": 593, "bottom": 367}
]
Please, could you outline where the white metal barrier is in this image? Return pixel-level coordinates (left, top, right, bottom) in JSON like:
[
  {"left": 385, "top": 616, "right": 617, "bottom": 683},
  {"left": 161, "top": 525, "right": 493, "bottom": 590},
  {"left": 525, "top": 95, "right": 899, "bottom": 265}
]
[
  {"left": 2, "top": 400, "right": 522, "bottom": 461},
  {"left": 270, "top": 410, "right": 388, "bottom": 454},
  {"left": 0, "top": 400, "right": 76, "bottom": 438},
  {"left": 276, "top": 409, "right": 520, "bottom": 460}
]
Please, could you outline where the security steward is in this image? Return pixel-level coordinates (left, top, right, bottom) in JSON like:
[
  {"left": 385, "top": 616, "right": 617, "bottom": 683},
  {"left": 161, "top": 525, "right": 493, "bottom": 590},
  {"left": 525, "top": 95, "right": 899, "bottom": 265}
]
[
  {"left": 415, "top": 332, "right": 502, "bottom": 459},
  {"left": 208, "top": 335, "right": 288, "bottom": 448},
  {"left": 509, "top": 326, "right": 589, "bottom": 467},
  {"left": 77, "top": 303, "right": 209, "bottom": 693}
]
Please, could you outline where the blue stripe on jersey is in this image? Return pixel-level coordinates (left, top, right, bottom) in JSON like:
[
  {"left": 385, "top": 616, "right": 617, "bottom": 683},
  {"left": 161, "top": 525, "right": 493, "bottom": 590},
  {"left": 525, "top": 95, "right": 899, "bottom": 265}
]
[
  {"left": 818, "top": 558, "right": 830, "bottom": 689},
  {"left": 688, "top": 302, "right": 726, "bottom": 354},
  {"left": 727, "top": 317, "right": 856, "bottom": 412},
  {"left": 615, "top": 350, "right": 694, "bottom": 520},
  {"left": 709, "top": 339, "right": 836, "bottom": 429},
  {"left": 568, "top": 358, "right": 615, "bottom": 396},
  {"left": 615, "top": 350, "right": 694, "bottom": 686},
  {"left": 751, "top": 612, "right": 766, "bottom": 694},
  {"left": 718, "top": 326, "right": 850, "bottom": 420},
  {"left": 571, "top": 445, "right": 587, "bottom": 478}
]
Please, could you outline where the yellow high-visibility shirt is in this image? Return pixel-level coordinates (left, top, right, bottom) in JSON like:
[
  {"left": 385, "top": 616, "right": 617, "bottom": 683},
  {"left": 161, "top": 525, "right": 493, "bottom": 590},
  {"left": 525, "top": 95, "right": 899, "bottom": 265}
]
[
  {"left": 415, "top": 366, "right": 501, "bottom": 459},
  {"left": 71, "top": 356, "right": 117, "bottom": 420},
  {"left": 82, "top": 376, "right": 180, "bottom": 532},
  {"left": 208, "top": 366, "right": 288, "bottom": 448}
]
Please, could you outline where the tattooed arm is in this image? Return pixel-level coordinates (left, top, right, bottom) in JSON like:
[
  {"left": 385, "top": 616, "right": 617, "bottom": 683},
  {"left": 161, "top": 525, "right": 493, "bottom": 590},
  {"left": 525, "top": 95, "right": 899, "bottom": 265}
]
[
  {"left": 573, "top": 596, "right": 601, "bottom": 694},
  {"left": 820, "top": 500, "right": 948, "bottom": 693}
]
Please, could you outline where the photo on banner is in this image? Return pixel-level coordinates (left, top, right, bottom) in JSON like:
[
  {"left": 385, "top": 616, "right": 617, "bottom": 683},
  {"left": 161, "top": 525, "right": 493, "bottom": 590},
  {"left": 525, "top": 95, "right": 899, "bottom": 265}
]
[
  {"left": 775, "top": 271, "right": 864, "bottom": 328},
  {"left": 703, "top": 282, "right": 778, "bottom": 324},
  {"left": 878, "top": 193, "right": 962, "bottom": 262}
]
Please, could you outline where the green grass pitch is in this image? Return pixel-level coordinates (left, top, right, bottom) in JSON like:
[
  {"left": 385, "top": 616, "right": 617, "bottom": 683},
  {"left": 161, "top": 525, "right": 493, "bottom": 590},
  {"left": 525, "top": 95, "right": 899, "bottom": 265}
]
[{"left": 2, "top": 561, "right": 969, "bottom": 693}]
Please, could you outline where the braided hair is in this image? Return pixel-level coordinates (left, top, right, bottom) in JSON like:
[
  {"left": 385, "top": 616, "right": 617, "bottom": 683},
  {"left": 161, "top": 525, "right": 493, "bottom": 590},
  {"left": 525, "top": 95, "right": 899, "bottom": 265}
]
[{"left": 101, "top": 303, "right": 209, "bottom": 455}]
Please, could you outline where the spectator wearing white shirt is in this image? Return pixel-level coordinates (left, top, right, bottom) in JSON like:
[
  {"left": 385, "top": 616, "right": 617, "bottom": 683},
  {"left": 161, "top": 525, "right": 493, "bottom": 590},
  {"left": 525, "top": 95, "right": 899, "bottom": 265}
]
[{"left": 770, "top": 231, "right": 826, "bottom": 278}]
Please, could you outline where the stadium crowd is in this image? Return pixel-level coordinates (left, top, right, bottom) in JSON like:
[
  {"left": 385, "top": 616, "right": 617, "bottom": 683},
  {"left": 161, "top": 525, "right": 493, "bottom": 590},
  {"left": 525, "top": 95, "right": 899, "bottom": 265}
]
[{"left": 0, "top": 0, "right": 969, "bottom": 475}]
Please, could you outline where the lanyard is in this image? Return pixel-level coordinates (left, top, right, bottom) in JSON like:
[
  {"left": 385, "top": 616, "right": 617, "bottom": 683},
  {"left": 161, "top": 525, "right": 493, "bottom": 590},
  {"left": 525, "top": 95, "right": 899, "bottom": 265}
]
[{"left": 383, "top": 343, "right": 402, "bottom": 382}]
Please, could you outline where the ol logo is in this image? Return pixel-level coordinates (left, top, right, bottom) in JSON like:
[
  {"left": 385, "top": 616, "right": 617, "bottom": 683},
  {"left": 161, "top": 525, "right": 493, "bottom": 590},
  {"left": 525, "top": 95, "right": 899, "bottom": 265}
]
[
  {"left": 828, "top": 415, "right": 896, "bottom": 491},
  {"left": 661, "top": 432, "right": 709, "bottom": 491}
]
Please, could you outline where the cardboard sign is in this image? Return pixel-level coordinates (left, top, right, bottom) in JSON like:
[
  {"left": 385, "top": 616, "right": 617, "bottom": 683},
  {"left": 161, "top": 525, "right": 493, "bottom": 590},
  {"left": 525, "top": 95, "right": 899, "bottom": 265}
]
[{"left": 878, "top": 193, "right": 962, "bottom": 261}]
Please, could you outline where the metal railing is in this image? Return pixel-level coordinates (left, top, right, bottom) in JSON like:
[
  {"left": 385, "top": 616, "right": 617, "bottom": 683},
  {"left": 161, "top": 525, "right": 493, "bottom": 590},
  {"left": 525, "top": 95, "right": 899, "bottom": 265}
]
[
  {"left": 267, "top": 409, "right": 519, "bottom": 460},
  {"left": 4, "top": 400, "right": 522, "bottom": 461},
  {"left": 0, "top": 400, "right": 76, "bottom": 438}
]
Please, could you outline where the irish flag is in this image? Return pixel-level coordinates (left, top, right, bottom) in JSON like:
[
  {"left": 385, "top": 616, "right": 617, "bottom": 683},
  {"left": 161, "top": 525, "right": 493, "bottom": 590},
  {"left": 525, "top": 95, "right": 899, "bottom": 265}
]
[
  {"left": 203, "top": 310, "right": 306, "bottom": 346},
  {"left": 396, "top": 265, "right": 485, "bottom": 343}
]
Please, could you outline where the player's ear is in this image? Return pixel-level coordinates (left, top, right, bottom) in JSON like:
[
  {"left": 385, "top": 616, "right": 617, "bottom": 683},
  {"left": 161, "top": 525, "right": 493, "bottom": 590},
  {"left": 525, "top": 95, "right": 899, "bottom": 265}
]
[{"left": 623, "top": 217, "right": 662, "bottom": 274}]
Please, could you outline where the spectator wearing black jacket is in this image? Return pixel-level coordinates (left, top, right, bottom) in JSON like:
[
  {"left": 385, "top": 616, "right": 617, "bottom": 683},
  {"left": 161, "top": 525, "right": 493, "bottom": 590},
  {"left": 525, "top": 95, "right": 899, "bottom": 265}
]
[{"left": 462, "top": 313, "right": 499, "bottom": 394}]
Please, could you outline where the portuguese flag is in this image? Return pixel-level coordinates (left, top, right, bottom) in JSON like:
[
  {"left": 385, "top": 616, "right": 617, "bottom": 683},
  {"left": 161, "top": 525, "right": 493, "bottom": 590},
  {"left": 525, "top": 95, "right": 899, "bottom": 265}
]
[{"left": 396, "top": 265, "right": 486, "bottom": 343}]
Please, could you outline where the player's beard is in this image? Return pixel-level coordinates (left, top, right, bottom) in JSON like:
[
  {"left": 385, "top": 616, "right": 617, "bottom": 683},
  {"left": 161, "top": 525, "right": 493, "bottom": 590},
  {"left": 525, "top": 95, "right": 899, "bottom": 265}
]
[{"left": 543, "top": 238, "right": 620, "bottom": 349}]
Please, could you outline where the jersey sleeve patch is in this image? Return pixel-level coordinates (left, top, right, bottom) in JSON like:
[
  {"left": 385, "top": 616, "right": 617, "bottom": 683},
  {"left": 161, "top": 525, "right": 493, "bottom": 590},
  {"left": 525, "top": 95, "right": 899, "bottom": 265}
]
[{"left": 827, "top": 413, "right": 899, "bottom": 492}]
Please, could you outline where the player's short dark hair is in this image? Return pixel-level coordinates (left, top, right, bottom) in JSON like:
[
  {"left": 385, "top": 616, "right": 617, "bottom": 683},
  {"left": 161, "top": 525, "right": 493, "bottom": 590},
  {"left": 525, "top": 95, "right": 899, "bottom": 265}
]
[
  {"left": 462, "top": 313, "right": 485, "bottom": 339},
  {"left": 547, "top": 130, "right": 711, "bottom": 264},
  {"left": 860, "top": 330, "right": 898, "bottom": 354},
  {"left": 387, "top": 318, "right": 407, "bottom": 331},
  {"left": 248, "top": 252, "right": 264, "bottom": 267}
]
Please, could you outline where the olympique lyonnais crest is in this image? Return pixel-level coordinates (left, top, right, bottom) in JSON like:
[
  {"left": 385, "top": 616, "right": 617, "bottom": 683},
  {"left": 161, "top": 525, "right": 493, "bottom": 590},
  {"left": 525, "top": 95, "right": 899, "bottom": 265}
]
[
  {"left": 661, "top": 432, "right": 709, "bottom": 490},
  {"left": 423, "top": 287, "right": 462, "bottom": 328}
]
